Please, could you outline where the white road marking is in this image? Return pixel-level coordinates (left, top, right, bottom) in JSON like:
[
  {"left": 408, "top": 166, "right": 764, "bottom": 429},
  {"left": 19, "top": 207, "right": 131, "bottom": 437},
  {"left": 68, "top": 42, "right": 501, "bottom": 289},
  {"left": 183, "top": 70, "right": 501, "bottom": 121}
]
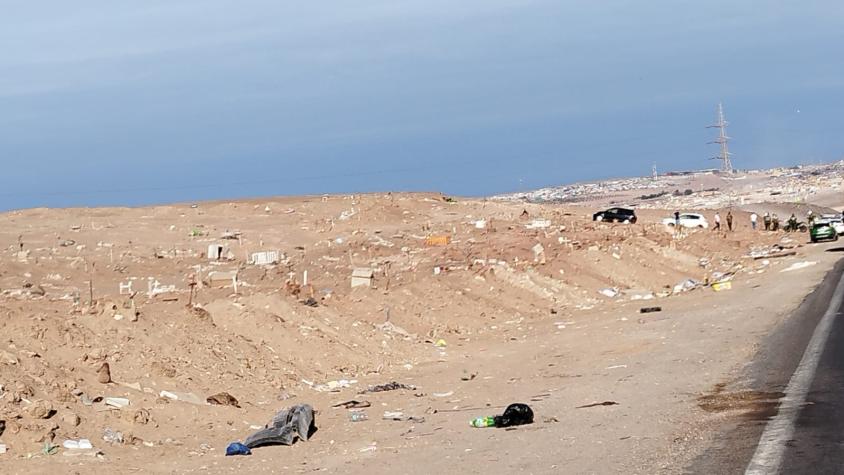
[{"left": 745, "top": 270, "right": 844, "bottom": 474}]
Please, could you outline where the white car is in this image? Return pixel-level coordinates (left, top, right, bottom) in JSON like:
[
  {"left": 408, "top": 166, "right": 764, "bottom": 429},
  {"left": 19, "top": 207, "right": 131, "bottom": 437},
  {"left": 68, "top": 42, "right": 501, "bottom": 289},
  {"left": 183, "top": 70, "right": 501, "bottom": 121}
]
[{"left": 662, "top": 213, "right": 709, "bottom": 229}]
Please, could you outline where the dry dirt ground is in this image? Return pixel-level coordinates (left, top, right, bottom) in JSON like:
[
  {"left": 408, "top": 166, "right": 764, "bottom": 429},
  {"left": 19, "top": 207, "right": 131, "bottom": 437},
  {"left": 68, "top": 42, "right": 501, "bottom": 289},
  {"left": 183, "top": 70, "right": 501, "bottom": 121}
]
[{"left": 0, "top": 192, "right": 841, "bottom": 474}]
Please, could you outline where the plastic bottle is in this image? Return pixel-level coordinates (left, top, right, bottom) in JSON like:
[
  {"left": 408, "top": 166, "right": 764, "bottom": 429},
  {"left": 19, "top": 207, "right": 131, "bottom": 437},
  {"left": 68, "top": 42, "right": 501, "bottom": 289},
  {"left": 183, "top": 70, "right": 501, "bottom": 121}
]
[
  {"left": 349, "top": 412, "right": 368, "bottom": 422},
  {"left": 470, "top": 416, "right": 495, "bottom": 428}
]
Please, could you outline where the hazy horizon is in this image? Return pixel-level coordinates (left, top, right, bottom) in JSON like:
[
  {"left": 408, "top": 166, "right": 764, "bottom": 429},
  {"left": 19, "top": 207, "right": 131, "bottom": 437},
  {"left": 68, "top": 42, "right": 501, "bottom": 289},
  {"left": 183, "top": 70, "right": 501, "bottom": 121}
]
[{"left": 2, "top": 1, "right": 843, "bottom": 211}]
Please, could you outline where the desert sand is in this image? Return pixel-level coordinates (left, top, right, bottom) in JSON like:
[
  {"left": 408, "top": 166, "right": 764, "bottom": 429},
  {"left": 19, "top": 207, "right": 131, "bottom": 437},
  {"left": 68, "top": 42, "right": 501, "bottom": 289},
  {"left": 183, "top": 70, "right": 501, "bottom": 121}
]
[{"left": 1, "top": 175, "right": 842, "bottom": 473}]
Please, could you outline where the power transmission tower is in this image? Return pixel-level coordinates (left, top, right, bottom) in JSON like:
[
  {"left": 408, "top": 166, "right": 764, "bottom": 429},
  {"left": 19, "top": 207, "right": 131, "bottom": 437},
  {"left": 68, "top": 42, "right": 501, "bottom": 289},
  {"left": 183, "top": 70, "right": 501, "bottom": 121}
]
[{"left": 707, "top": 102, "right": 733, "bottom": 173}]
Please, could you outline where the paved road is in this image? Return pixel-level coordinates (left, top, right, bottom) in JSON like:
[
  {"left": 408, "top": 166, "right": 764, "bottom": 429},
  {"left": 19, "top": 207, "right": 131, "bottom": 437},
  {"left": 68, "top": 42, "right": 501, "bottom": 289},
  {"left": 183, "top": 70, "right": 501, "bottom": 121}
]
[
  {"left": 691, "top": 255, "right": 844, "bottom": 474},
  {"left": 779, "top": 262, "right": 844, "bottom": 474}
]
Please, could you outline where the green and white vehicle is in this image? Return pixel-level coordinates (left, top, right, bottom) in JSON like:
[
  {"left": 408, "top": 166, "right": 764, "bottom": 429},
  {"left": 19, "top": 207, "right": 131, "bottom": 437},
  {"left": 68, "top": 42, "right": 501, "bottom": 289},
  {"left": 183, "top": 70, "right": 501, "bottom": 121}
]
[{"left": 810, "top": 221, "right": 838, "bottom": 243}]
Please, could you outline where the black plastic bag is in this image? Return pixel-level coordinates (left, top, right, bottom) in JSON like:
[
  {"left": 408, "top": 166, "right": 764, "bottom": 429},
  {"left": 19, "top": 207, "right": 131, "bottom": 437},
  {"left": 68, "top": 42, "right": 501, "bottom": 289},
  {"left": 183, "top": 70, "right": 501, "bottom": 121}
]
[{"left": 494, "top": 403, "right": 534, "bottom": 428}]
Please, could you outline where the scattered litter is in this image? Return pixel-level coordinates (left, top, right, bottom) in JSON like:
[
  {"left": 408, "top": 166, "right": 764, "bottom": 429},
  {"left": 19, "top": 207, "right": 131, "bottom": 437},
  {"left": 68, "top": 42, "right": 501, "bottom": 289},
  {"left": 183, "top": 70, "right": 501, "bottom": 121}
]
[
  {"left": 470, "top": 403, "right": 534, "bottom": 428},
  {"left": 207, "top": 392, "right": 240, "bottom": 408},
  {"left": 434, "top": 339, "right": 447, "bottom": 348},
  {"left": 332, "top": 400, "right": 371, "bottom": 409},
  {"left": 749, "top": 244, "right": 797, "bottom": 260},
  {"left": 711, "top": 281, "right": 732, "bottom": 291},
  {"left": 311, "top": 379, "right": 356, "bottom": 392},
  {"left": 225, "top": 442, "right": 252, "bottom": 456},
  {"left": 432, "top": 391, "right": 454, "bottom": 398},
  {"left": 629, "top": 292, "right": 655, "bottom": 301},
  {"left": 242, "top": 404, "right": 315, "bottom": 449},
  {"left": 639, "top": 306, "right": 662, "bottom": 314},
  {"left": 605, "top": 365, "right": 628, "bottom": 370},
  {"left": 302, "top": 297, "right": 319, "bottom": 307},
  {"left": 673, "top": 279, "right": 700, "bottom": 294},
  {"left": 349, "top": 411, "right": 368, "bottom": 422},
  {"left": 102, "top": 428, "right": 123, "bottom": 444},
  {"left": 599, "top": 288, "right": 619, "bottom": 298},
  {"left": 360, "top": 382, "right": 416, "bottom": 394},
  {"left": 43, "top": 442, "right": 59, "bottom": 455},
  {"left": 576, "top": 401, "right": 619, "bottom": 409},
  {"left": 780, "top": 261, "right": 817, "bottom": 273},
  {"left": 80, "top": 394, "right": 103, "bottom": 406},
  {"left": 359, "top": 443, "right": 377, "bottom": 453},
  {"left": 0, "top": 443, "right": 6, "bottom": 454},
  {"left": 62, "top": 439, "right": 93, "bottom": 450},
  {"left": 383, "top": 411, "right": 425, "bottom": 423},
  {"left": 159, "top": 390, "right": 205, "bottom": 405},
  {"left": 104, "top": 397, "right": 130, "bottom": 408}
]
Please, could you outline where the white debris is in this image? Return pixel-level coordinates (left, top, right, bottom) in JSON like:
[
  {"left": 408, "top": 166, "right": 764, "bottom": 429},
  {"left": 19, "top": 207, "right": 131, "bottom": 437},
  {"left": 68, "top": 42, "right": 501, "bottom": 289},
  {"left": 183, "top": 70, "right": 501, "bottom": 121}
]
[
  {"left": 63, "top": 439, "right": 93, "bottom": 450},
  {"left": 526, "top": 219, "right": 552, "bottom": 229},
  {"left": 598, "top": 288, "right": 619, "bottom": 298},
  {"left": 673, "top": 279, "right": 700, "bottom": 294},
  {"left": 104, "top": 397, "right": 130, "bottom": 408}
]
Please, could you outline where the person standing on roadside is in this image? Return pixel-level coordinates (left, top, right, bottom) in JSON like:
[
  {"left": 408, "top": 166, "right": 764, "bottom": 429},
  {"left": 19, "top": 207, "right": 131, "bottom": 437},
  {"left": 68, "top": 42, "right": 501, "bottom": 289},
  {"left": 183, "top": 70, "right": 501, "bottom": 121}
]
[
  {"left": 726, "top": 211, "right": 734, "bottom": 231},
  {"left": 750, "top": 212, "right": 758, "bottom": 230},
  {"left": 772, "top": 213, "right": 780, "bottom": 231},
  {"left": 763, "top": 212, "right": 771, "bottom": 231},
  {"left": 713, "top": 212, "right": 721, "bottom": 231}
]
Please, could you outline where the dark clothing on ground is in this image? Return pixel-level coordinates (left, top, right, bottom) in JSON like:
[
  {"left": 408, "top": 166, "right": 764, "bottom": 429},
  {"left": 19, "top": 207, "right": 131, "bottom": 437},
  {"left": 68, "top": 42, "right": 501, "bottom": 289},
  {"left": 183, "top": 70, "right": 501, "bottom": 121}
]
[{"left": 244, "top": 404, "right": 316, "bottom": 448}]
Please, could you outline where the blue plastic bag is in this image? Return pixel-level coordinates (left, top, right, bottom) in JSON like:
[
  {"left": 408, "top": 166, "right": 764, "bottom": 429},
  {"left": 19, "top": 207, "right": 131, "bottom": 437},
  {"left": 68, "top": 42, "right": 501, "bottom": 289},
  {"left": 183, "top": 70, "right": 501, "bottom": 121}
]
[{"left": 225, "top": 442, "right": 252, "bottom": 456}]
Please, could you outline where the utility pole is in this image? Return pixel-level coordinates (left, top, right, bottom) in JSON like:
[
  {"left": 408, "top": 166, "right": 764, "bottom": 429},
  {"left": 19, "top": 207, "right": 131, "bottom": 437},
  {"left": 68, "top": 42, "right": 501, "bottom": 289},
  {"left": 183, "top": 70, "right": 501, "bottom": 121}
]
[{"left": 707, "top": 102, "right": 733, "bottom": 173}]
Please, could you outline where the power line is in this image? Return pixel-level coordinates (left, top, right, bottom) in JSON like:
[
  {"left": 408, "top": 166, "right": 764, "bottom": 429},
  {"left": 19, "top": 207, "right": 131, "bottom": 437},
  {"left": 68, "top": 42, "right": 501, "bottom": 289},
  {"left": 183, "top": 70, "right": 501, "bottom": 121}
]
[{"left": 706, "top": 102, "right": 733, "bottom": 173}]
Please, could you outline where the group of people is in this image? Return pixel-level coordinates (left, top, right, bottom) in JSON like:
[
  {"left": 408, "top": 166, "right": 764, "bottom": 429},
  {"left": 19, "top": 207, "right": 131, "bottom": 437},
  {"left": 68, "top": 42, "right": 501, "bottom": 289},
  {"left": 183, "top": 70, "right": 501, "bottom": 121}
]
[
  {"left": 711, "top": 209, "right": 817, "bottom": 232},
  {"left": 711, "top": 211, "right": 734, "bottom": 231},
  {"left": 672, "top": 209, "right": 820, "bottom": 233}
]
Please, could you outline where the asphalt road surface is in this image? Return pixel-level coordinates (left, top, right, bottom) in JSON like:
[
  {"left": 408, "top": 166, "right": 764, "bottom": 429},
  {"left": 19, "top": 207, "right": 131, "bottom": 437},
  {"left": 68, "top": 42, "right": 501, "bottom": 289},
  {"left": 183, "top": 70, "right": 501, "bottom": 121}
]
[
  {"left": 692, "top": 255, "right": 844, "bottom": 474},
  {"left": 778, "top": 259, "right": 844, "bottom": 474}
]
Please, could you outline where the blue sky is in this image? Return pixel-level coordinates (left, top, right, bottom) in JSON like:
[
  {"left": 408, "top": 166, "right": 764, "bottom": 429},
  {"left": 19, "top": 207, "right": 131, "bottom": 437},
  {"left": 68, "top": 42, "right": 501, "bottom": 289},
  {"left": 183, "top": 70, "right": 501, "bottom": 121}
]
[{"left": 1, "top": 1, "right": 843, "bottom": 210}]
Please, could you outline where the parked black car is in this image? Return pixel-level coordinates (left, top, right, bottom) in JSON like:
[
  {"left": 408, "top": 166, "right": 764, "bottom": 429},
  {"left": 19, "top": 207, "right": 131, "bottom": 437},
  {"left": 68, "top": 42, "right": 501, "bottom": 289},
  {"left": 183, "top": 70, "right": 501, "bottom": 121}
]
[{"left": 593, "top": 207, "right": 637, "bottom": 223}]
